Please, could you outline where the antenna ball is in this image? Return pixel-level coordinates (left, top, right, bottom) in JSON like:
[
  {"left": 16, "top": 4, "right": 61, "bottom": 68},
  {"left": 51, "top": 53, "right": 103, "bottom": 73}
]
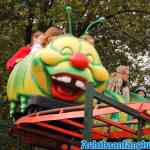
[
  {"left": 99, "top": 16, "right": 106, "bottom": 21},
  {"left": 65, "top": 6, "right": 72, "bottom": 12}
]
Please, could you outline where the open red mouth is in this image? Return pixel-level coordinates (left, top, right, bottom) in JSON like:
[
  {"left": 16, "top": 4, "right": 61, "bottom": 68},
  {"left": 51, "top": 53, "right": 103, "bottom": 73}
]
[{"left": 51, "top": 73, "right": 87, "bottom": 102}]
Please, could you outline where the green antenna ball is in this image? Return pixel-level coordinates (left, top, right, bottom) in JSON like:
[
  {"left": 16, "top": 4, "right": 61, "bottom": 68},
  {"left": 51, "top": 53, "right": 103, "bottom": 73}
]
[
  {"left": 98, "top": 16, "right": 106, "bottom": 22},
  {"left": 65, "top": 6, "right": 72, "bottom": 13}
]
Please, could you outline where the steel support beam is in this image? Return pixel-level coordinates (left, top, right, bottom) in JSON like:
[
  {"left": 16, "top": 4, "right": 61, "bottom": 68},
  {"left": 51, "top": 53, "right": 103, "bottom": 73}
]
[{"left": 83, "top": 83, "right": 94, "bottom": 140}]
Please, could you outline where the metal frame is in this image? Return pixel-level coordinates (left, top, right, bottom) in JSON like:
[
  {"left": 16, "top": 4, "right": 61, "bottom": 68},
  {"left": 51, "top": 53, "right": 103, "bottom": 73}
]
[
  {"left": 10, "top": 83, "right": 150, "bottom": 149},
  {"left": 84, "top": 83, "right": 150, "bottom": 140}
]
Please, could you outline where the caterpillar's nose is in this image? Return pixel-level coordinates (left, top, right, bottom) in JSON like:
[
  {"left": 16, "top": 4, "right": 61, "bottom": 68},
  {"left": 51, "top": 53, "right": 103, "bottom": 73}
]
[{"left": 70, "top": 53, "right": 89, "bottom": 69}]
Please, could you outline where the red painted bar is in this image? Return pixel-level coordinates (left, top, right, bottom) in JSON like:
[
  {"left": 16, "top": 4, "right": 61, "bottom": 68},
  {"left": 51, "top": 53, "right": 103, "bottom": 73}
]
[
  {"left": 37, "top": 122, "right": 83, "bottom": 139},
  {"left": 95, "top": 116, "right": 136, "bottom": 135},
  {"left": 61, "top": 119, "right": 109, "bottom": 138},
  {"left": 16, "top": 102, "right": 150, "bottom": 125}
]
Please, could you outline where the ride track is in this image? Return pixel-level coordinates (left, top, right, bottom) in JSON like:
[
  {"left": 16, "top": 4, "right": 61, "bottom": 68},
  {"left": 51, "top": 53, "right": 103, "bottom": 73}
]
[{"left": 9, "top": 83, "right": 150, "bottom": 150}]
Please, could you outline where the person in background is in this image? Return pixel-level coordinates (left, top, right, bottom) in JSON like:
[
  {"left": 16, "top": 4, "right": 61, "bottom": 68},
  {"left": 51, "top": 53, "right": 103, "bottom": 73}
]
[
  {"left": 108, "top": 66, "right": 129, "bottom": 122},
  {"left": 30, "top": 27, "right": 64, "bottom": 54},
  {"left": 6, "top": 31, "right": 43, "bottom": 71},
  {"left": 132, "top": 85, "right": 146, "bottom": 97},
  {"left": 108, "top": 65, "right": 130, "bottom": 101},
  {"left": 132, "top": 85, "right": 149, "bottom": 116},
  {"left": 80, "top": 34, "right": 95, "bottom": 45}
]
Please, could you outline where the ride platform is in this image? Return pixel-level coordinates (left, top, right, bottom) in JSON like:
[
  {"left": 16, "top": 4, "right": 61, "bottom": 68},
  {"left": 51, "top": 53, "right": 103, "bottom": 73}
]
[{"left": 9, "top": 84, "right": 150, "bottom": 150}]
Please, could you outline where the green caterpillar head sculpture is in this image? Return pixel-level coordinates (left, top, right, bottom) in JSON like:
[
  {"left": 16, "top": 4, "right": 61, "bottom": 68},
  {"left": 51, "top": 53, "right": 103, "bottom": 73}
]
[
  {"left": 31, "top": 35, "right": 109, "bottom": 102},
  {"left": 7, "top": 35, "right": 109, "bottom": 103}
]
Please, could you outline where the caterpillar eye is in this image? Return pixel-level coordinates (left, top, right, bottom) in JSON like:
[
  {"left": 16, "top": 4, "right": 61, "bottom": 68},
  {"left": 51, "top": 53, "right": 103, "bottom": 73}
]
[{"left": 61, "top": 47, "right": 73, "bottom": 55}]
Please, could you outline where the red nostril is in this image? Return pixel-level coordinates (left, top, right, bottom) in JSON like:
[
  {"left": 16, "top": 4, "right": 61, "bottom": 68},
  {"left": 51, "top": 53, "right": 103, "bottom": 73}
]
[{"left": 70, "top": 53, "right": 89, "bottom": 69}]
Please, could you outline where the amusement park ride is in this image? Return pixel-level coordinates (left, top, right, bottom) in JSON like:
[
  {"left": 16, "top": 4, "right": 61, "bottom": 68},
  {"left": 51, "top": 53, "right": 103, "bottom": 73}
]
[
  {"left": 9, "top": 83, "right": 150, "bottom": 150},
  {"left": 6, "top": 6, "right": 150, "bottom": 150}
]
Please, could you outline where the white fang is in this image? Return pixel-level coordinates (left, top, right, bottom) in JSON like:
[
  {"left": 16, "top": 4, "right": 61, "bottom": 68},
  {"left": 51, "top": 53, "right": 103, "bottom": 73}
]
[
  {"left": 75, "top": 80, "right": 86, "bottom": 90},
  {"left": 56, "top": 76, "right": 71, "bottom": 83}
]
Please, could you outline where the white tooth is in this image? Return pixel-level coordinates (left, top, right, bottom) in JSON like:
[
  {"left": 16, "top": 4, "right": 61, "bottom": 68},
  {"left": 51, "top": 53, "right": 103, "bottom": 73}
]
[
  {"left": 52, "top": 76, "right": 57, "bottom": 79},
  {"left": 56, "top": 76, "right": 71, "bottom": 83},
  {"left": 75, "top": 80, "right": 86, "bottom": 90}
]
